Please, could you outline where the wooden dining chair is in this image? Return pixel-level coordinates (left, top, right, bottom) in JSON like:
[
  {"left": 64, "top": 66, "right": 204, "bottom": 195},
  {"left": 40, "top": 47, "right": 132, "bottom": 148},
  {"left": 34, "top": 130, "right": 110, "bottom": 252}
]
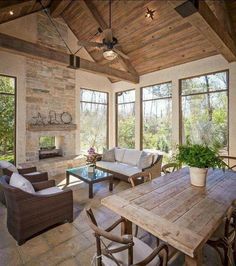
[
  {"left": 128, "top": 172, "right": 152, "bottom": 238},
  {"left": 86, "top": 208, "right": 168, "bottom": 266},
  {"left": 207, "top": 200, "right": 236, "bottom": 266},
  {"left": 161, "top": 163, "right": 179, "bottom": 175},
  {"left": 220, "top": 156, "right": 236, "bottom": 171}
]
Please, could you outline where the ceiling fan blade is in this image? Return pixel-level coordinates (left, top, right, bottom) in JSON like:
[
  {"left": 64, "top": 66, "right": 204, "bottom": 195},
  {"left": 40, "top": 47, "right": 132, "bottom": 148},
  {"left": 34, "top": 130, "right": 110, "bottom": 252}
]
[
  {"left": 103, "top": 28, "right": 113, "bottom": 42},
  {"left": 113, "top": 48, "right": 129, "bottom": 60},
  {"left": 77, "top": 40, "right": 104, "bottom": 48}
]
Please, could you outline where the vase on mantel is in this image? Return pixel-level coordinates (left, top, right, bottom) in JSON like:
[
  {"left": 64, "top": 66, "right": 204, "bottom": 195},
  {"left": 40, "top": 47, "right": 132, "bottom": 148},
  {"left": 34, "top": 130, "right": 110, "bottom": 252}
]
[{"left": 189, "top": 167, "right": 208, "bottom": 187}]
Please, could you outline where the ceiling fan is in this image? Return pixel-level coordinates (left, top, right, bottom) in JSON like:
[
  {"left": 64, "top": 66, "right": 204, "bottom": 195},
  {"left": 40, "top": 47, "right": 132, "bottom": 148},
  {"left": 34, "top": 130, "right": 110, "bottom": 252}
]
[{"left": 78, "top": 0, "right": 129, "bottom": 61}]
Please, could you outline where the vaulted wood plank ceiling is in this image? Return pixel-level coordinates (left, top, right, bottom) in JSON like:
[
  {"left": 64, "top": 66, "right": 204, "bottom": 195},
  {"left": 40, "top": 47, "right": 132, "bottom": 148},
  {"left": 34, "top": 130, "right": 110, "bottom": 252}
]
[
  {"left": 62, "top": 0, "right": 219, "bottom": 76},
  {"left": 1, "top": 0, "right": 236, "bottom": 82}
]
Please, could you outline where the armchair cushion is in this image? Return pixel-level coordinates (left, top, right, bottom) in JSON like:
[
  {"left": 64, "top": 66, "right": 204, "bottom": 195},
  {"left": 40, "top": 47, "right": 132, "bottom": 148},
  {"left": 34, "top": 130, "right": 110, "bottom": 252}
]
[
  {"left": 10, "top": 173, "right": 35, "bottom": 194},
  {"left": 36, "top": 187, "right": 62, "bottom": 195},
  {"left": 24, "top": 172, "right": 41, "bottom": 176},
  {"left": 0, "top": 160, "right": 18, "bottom": 173}
]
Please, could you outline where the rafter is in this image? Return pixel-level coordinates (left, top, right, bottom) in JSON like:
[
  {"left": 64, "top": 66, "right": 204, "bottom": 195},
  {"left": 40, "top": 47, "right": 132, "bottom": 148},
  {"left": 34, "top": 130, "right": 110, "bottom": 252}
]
[
  {"left": 169, "top": 0, "right": 236, "bottom": 62},
  {"left": 79, "top": 0, "right": 139, "bottom": 76},
  {"left": 50, "top": 0, "right": 72, "bottom": 18},
  {"left": 0, "top": 33, "right": 138, "bottom": 83}
]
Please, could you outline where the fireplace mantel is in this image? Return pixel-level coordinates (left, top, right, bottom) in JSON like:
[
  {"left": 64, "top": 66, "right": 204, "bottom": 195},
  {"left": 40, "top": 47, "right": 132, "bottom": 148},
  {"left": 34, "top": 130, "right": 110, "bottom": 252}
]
[{"left": 27, "top": 124, "right": 77, "bottom": 131}]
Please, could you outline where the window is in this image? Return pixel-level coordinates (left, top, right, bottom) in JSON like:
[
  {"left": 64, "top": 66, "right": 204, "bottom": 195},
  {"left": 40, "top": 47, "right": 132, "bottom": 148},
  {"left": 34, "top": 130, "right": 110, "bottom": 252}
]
[
  {"left": 80, "top": 89, "right": 108, "bottom": 153},
  {"left": 141, "top": 82, "right": 172, "bottom": 158},
  {"left": 116, "top": 90, "right": 135, "bottom": 148},
  {"left": 180, "top": 71, "right": 228, "bottom": 153},
  {"left": 0, "top": 75, "right": 16, "bottom": 163}
]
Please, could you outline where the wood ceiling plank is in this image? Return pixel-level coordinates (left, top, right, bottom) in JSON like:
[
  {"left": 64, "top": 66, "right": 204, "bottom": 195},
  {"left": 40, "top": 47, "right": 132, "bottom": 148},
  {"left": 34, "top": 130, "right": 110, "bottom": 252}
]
[
  {"left": 0, "top": 32, "right": 138, "bottom": 83},
  {"left": 169, "top": 0, "right": 236, "bottom": 62},
  {"left": 50, "top": 0, "right": 72, "bottom": 18}
]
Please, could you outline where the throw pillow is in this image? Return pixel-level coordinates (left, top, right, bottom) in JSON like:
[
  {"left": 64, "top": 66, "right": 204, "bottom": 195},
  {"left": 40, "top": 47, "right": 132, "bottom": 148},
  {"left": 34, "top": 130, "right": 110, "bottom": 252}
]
[
  {"left": 138, "top": 152, "right": 153, "bottom": 170},
  {"left": 114, "top": 148, "right": 126, "bottom": 162},
  {"left": 0, "top": 160, "right": 18, "bottom": 173},
  {"left": 10, "top": 173, "right": 35, "bottom": 194},
  {"left": 102, "top": 148, "right": 115, "bottom": 162}
]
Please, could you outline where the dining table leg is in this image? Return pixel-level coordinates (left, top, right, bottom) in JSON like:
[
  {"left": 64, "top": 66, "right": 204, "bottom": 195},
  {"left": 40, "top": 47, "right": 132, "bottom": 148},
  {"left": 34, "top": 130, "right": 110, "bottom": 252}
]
[
  {"left": 185, "top": 248, "right": 203, "bottom": 266},
  {"left": 121, "top": 218, "right": 132, "bottom": 235}
]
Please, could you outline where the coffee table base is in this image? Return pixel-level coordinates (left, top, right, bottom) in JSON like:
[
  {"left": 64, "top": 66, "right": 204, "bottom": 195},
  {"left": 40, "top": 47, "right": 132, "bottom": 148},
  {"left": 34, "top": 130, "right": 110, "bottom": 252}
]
[{"left": 66, "top": 170, "right": 113, "bottom": 199}]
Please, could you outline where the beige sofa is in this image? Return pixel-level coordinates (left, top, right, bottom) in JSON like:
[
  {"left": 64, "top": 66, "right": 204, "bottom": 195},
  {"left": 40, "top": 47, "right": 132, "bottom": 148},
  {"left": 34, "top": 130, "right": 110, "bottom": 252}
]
[{"left": 96, "top": 148, "right": 162, "bottom": 182}]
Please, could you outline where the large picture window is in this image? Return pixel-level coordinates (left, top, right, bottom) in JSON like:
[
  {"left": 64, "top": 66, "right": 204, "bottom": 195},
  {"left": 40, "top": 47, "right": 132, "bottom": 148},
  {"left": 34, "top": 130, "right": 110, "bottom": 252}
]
[
  {"left": 0, "top": 75, "right": 16, "bottom": 163},
  {"left": 141, "top": 82, "right": 172, "bottom": 157},
  {"left": 116, "top": 90, "right": 135, "bottom": 148},
  {"left": 80, "top": 88, "right": 108, "bottom": 153},
  {"left": 180, "top": 71, "right": 228, "bottom": 153}
]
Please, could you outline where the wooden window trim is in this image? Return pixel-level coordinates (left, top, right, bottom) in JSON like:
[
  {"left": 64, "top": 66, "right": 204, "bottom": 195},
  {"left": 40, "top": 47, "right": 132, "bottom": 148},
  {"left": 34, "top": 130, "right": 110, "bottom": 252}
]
[
  {"left": 80, "top": 87, "right": 109, "bottom": 149},
  {"left": 179, "top": 70, "right": 229, "bottom": 153},
  {"left": 115, "top": 89, "right": 135, "bottom": 147},
  {"left": 140, "top": 81, "right": 172, "bottom": 150},
  {"left": 0, "top": 74, "right": 17, "bottom": 164}
]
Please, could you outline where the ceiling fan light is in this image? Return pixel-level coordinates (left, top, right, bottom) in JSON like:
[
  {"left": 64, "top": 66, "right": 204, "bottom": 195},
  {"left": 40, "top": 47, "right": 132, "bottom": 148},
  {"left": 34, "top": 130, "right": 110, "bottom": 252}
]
[{"left": 103, "top": 49, "right": 118, "bottom": 61}]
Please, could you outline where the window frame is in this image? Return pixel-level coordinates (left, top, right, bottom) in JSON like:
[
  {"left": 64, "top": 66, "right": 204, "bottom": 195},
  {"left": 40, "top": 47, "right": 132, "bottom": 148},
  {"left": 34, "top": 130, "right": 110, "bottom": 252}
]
[
  {"left": 140, "top": 81, "right": 172, "bottom": 150},
  {"left": 179, "top": 69, "right": 229, "bottom": 152},
  {"left": 80, "top": 87, "right": 109, "bottom": 151},
  {"left": 0, "top": 74, "right": 17, "bottom": 163},
  {"left": 115, "top": 89, "right": 135, "bottom": 147}
]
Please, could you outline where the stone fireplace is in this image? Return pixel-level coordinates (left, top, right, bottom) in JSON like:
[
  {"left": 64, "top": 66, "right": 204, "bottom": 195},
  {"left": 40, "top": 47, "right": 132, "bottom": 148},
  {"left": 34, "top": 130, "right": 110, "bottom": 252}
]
[{"left": 26, "top": 128, "right": 76, "bottom": 162}]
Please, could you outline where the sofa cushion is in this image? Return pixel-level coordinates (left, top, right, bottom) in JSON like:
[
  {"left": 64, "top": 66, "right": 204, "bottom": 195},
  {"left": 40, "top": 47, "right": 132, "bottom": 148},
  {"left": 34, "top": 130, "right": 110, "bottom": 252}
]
[
  {"left": 102, "top": 148, "right": 115, "bottom": 162},
  {"left": 122, "top": 149, "right": 142, "bottom": 166},
  {"left": 36, "top": 187, "right": 62, "bottom": 195},
  {"left": 96, "top": 161, "right": 140, "bottom": 177},
  {"left": 10, "top": 173, "right": 35, "bottom": 194},
  {"left": 138, "top": 152, "right": 153, "bottom": 170},
  {"left": 0, "top": 160, "right": 18, "bottom": 173},
  {"left": 114, "top": 148, "right": 126, "bottom": 162}
]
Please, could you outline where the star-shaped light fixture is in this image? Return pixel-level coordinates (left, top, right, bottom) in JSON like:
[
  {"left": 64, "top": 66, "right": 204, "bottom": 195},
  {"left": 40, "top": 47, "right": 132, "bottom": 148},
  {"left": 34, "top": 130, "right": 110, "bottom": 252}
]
[{"left": 145, "top": 7, "right": 155, "bottom": 20}]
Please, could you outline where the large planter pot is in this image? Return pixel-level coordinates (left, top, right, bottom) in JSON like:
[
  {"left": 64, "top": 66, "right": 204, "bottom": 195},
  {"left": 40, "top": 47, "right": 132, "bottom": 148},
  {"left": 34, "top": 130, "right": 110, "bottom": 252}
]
[{"left": 189, "top": 167, "right": 208, "bottom": 187}]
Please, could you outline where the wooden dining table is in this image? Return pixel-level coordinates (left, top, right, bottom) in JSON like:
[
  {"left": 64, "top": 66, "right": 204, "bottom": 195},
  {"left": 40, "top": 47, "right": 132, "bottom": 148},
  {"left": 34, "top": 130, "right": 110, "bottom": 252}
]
[{"left": 101, "top": 168, "right": 236, "bottom": 265}]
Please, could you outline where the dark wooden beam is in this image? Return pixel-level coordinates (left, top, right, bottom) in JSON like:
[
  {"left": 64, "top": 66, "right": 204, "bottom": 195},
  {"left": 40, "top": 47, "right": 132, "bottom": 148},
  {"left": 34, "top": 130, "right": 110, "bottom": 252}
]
[
  {"left": 169, "top": 0, "right": 236, "bottom": 62},
  {"left": 50, "top": 0, "right": 72, "bottom": 18},
  {"left": 80, "top": 0, "right": 139, "bottom": 76},
  {"left": 0, "top": 33, "right": 138, "bottom": 83},
  {"left": 0, "top": 0, "right": 34, "bottom": 11}
]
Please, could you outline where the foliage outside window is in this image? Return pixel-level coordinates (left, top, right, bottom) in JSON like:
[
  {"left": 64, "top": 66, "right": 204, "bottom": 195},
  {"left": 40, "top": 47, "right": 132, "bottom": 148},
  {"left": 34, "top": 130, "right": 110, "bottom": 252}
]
[
  {"left": 142, "top": 82, "right": 172, "bottom": 159},
  {"left": 0, "top": 76, "right": 16, "bottom": 163},
  {"left": 116, "top": 90, "right": 135, "bottom": 148},
  {"left": 80, "top": 89, "right": 108, "bottom": 153},
  {"left": 39, "top": 136, "right": 55, "bottom": 149},
  {"left": 180, "top": 71, "right": 228, "bottom": 154}
]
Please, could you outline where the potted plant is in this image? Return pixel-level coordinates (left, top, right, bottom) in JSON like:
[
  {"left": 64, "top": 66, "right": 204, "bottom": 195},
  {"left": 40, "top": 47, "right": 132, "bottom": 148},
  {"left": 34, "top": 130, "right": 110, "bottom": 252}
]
[{"left": 175, "top": 142, "right": 224, "bottom": 187}]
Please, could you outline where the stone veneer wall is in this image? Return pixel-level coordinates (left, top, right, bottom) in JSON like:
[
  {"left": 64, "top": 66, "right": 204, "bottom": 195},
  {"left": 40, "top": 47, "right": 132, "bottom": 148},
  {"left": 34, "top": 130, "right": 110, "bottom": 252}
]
[{"left": 25, "top": 13, "right": 77, "bottom": 162}]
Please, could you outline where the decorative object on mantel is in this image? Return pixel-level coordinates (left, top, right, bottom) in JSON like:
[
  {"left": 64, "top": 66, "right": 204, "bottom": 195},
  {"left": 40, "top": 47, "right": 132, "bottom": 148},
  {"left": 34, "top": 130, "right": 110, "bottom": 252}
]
[
  {"left": 31, "top": 111, "right": 73, "bottom": 126},
  {"left": 175, "top": 140, "right": 225, "bottom": 187}
]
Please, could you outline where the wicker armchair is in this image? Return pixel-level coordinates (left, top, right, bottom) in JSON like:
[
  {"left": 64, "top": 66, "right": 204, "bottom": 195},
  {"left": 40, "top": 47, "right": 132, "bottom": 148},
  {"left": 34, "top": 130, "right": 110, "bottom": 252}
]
[
  {"left": 86, "top": 208, "right": 168, "bottom": 266},
  {"left": 0, "top": 176, "right": 73, "bottom": 245},
  {"left": 2, "top": 166, "right": 48, "bottom": 183}
]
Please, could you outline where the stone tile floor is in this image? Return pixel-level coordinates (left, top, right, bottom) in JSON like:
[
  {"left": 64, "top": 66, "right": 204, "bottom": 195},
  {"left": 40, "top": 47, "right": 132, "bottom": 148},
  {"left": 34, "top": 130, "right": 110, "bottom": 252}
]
[{"left": 0, "top": 174, "right": 221, "bottom": 266}]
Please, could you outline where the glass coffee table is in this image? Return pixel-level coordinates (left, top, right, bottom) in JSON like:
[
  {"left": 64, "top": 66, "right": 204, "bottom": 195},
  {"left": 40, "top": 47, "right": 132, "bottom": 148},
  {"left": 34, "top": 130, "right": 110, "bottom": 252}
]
[{"left": 66, "top": 166, "right": 113, "bottom": 198}]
